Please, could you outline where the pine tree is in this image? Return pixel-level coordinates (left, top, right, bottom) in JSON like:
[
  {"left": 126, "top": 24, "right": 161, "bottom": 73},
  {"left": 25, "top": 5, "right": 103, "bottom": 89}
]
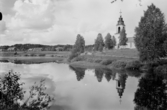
[
  {"left": 94, "top": 33, "right": 104, "bottom": 52},
  {"left": 134, "top": 4, "right": 167, "bottom": 62},
  {"left": 119, "top": 27, "right": 127, "bottom": 46},
  {"left": 105, "top": 33, "right": 114, "bottom": 49}
]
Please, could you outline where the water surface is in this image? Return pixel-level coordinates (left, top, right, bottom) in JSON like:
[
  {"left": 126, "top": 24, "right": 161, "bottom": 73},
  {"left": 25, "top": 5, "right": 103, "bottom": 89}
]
[{"left": 0, "top": 62, "right": 141, "bottom": 110}]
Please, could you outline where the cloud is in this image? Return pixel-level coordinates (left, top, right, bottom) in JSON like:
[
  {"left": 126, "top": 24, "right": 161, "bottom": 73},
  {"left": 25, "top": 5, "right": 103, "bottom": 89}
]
[
  {"left": 0, "top": 21, "right": 7, "bottom": 33},
  {"left": 0, "top": 0, "right": 167, "bottom": 45},
  {"left": 9, "top": 0, "right": 56, "bottom": 30}
]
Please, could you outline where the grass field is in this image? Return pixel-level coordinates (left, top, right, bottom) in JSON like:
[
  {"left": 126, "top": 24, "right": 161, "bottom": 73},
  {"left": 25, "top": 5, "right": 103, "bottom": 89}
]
[
  {"left": 70, "top": 49, "right": 139, "bottom": 69},
  {"left": 0, "top": 49, "right": 139, "bottom": 65},
  {"left": 0, "top": 51, "right": 70, "bottom": 64}
]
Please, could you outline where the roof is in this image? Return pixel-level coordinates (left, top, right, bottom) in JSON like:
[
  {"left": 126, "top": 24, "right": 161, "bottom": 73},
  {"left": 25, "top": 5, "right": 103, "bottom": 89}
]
[{"left": 117, "top": 16, "right": 125, "bottom": 26}]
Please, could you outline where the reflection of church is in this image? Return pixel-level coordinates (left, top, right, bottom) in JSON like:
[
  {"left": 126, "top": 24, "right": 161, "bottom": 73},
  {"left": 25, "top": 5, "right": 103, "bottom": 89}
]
[{"left": 114, "top": 73, "right": 128, "bottom": 104}]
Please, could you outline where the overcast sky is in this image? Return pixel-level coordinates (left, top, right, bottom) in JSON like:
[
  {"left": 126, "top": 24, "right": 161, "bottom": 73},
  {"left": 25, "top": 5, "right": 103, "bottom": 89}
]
[{"left": 0, "top": 0, "right": 167, "bottom": 45}]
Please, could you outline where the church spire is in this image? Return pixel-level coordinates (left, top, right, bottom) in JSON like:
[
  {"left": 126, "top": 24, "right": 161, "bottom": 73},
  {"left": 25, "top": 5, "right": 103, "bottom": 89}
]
[{"left": 117, "top": 11, "right": 125, "bottom": 26}]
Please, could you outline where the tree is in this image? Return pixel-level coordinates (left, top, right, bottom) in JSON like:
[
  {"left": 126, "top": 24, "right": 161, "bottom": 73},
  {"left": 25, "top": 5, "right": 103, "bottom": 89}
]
[
  {"left": 163, "top": 39, "right": 167, "bottom": 55},
  {"left": 0, "top": 71, "right": 54, "bottom": 110},
  {"left": 134, "top": 71, "right": 167, "bottom": 110},
  {"left": 134, "top": 4, "right": 167, "bottom": 62},
  {"left": 105, "top": 33, "right": 114, "bottom": 49},
  {"left": 95, "top": 69, "right": 104, "bottom": 82},
  {"left": 69, "top": 66, "right": 85, "bottom": 81},
  {"left": 69, "top": 34, "right": 85, "bottom": 61},
  {"left": 119, "top": 27, "right": 127, "bottom": 46},
  {"left": 94, "top": 33, "right": 104, "bottom": 52},
  {"left": 112, "top": 36, "right": 116, "bottom": 47},
  {"left": 0, "top": 71, "right": 25, "bottom": 110},
  {"left": 111, "top": 0, "right": 142, "bottom": 5},
  {"left": 0, "top": 12, "right": 2, "bottom": 20},
  {"left": 73, "top": 34, "right": 85, "bottom": 53}
]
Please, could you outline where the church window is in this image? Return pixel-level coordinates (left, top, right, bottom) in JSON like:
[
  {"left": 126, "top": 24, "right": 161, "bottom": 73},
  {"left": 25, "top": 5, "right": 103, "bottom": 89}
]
[{"left": 118, "top": 27, "right": 121, "bottom": 33}]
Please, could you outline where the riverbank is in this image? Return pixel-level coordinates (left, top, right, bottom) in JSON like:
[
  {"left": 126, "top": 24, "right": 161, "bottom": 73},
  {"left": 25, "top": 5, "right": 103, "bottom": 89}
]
[
  {"left": 0, "top": 51, "right": 70, "bottom": 64},
  {"left": 69, "top": 49, "right": 140, "bottom": 70}
]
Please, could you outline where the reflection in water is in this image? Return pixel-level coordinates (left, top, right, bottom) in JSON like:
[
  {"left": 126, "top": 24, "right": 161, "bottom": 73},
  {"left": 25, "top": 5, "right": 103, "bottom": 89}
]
[
  {"left": 134, "top": 71, "right": 167, "bottom": 110},
  {"left": 95, "top": 69, "right": 104, "bottom": 82},
  {"left": 1, "top": 63, "right": 141, "bottom": 110},
  {"left": 69, "top": 66, "right": 85, "bottom": 81},
  {"left": 115, "top": 72, "right": 128, "bottom": 103},
  {"left": 104, "top": 68, "right": 116, "bottom": 82},
  {"left": 70, "top": 66, "right": 130, "bottom": 104}
]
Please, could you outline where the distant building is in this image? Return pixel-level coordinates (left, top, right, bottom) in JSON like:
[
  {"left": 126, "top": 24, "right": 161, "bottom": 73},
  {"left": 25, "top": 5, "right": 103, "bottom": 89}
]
[
  {"left": 0, "top": 49, "right": 5, "bottom": 51},
  {"left": 7, "top": 47, "right": 15, "bottom": 51},
  {"left": 28, "top": 48, "right": 42, "bottom": 51},
  {"left": 55, "top": 47, "right": 64, "bottom": 51},
  {"left": 114, "top": 13, "right": 136, "bottom": 49},
  {"left": 119, "top": 37, "right": 136, "bottom": 49}
]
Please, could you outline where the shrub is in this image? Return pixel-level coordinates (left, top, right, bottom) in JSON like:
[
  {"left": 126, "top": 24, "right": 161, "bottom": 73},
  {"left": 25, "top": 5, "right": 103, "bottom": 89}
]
[
  {"left": 24, "top": 54, "right": 29, "bottom": 56},
  {"left": 30, "top": 54, "right": 36, "bottom": 57},
  {"left": 39, "top": 54, "right": 45, "bottom": 57},
  {"left": 68, "top": 51, "right": 80, "bottom": 62},
  {"left": 94, "top": 59, "right": 102, "bottom": 63},
  {"left": 111, "top": 60, "right": 127, "bottom": 69},
  {"left": 154, "top": 65, "right": 167, "bottom": 75},
  {"left": 125, "top": 60, "right": 141, "bottom": 70},
  {"left": 100, "top": 59, "right": 115, "bottom": 65},
  {"left": 0, "top": 59, "right": 9, "bottom": 63},
  {"left": 0, "top": 71, "right": 54, "bottom": 110},
  {"left": 71, "top": 55, "right": 86, "bottom": 62},
  {"left": 14, "top": 60, "right": 23, "bottom": 64}
]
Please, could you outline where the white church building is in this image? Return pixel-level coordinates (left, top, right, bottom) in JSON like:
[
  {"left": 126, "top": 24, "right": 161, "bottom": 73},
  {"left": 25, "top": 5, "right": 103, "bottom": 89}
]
[{"left": 113, "top": 14, "right": 136, "bottom": 49}]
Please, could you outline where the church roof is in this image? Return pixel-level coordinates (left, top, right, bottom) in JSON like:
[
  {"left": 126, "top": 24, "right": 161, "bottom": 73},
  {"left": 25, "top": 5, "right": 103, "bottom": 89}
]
[{"left": 117, "top": 15, "right": 125, "bottom": 26}]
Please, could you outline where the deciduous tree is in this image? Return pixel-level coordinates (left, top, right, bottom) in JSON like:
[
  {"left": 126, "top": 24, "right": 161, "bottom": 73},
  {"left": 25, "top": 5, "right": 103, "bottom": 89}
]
[
  {"left": 94, "top": 33, "right": 104, "bottom": 52},
  {"left": 105, "top": 33, "right": 114, "bottom": 49},
  {"left": 134, "top": 4, "right": 167, "bottom": 62}
]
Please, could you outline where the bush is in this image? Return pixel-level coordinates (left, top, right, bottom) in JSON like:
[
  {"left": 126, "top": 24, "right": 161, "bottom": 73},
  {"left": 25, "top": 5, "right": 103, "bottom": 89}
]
[
  {"left": 100, "top": 59, "right": 115, "bottom": 65},
  {"left": 68, "top": 51, "right": 80, "bottom": 62},
  {"left": 14, "top": 60, "right": 23, "bottom": 64},
  {"left": 0, "top": 59, "right": 9, "bottom": 63},
  {"left": 30, "top": 54, "right": 36, "bottom": 57},
  {"left": 154, "top": 65, "right": 167, "bottom": 74},
  {"left": 111, "top": 60, "right": 127, "bottom": 69},
  {"left": 24, "top": 54, "right": 29, "bottom": 56},
  {"left": 71, "top": 55, "right": 86, "bottom": 62},
  {"left": 38, "top": 54, "right": 45, "bottom": 57},
  {"left": 125, "top": 60, "right": 141, "bottom": 70},
  {"left": 94, "top": 59, "right": 102, "bottom": 63},
  {"left": 0, "top": 71, "right": 54, "bottom": 110}
]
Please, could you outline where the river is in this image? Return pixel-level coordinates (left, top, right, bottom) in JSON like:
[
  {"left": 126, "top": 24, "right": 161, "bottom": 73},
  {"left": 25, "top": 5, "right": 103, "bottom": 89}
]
[{"left": 1, "top": 62, "right": 165, "bottom": 110}]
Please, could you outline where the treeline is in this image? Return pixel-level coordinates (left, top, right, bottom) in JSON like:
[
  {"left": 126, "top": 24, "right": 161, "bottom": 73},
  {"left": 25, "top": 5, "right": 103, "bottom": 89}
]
[
  {"left": 0, "top": 44, "right": 94, "bottom": 52},
  {"left": 0, "top": 44, "right": 72, "bottom": 51},
  {"left": 68, "top": 31, "right": 127, "bottom": 61}
]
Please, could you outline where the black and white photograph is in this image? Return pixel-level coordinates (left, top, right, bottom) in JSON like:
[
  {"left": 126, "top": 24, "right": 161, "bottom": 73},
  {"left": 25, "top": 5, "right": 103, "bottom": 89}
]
[{"left": 0, "top": 0, "right": 167, "bottom": 110}]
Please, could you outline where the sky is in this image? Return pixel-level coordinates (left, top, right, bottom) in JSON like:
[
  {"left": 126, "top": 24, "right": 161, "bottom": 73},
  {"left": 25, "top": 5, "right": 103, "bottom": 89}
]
[{"left": 0, "top": 0, "right": 167, "bottom": 46}]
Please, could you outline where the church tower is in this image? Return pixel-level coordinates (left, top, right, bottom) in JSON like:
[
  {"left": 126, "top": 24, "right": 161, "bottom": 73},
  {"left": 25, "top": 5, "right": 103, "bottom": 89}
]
[{"left": 114, "top": 12, "right": 125, "bottom": 49}]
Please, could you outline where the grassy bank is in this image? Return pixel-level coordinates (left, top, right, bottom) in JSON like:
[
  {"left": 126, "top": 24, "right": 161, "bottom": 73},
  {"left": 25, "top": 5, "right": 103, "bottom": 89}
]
[
  {"left": 69, "top": 49, "right": 140, "bottom": 69},
  {"left": 0, "top": 51, "right": 70, "bottom": 64},
  {"left": 69, "top": 49, "right": 167, "bottom": 72}
]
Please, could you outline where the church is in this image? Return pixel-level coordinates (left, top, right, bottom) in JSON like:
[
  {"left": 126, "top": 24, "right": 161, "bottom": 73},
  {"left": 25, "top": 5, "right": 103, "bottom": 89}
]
[{"left": 113, "top": 14, "right": 136, "bottom": 49}]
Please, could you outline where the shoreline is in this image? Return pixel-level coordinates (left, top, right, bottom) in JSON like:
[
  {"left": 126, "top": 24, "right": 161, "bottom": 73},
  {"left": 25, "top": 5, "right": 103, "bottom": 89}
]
[{"left": 0, "top": 56, "right": 67, "bottom": 64}]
